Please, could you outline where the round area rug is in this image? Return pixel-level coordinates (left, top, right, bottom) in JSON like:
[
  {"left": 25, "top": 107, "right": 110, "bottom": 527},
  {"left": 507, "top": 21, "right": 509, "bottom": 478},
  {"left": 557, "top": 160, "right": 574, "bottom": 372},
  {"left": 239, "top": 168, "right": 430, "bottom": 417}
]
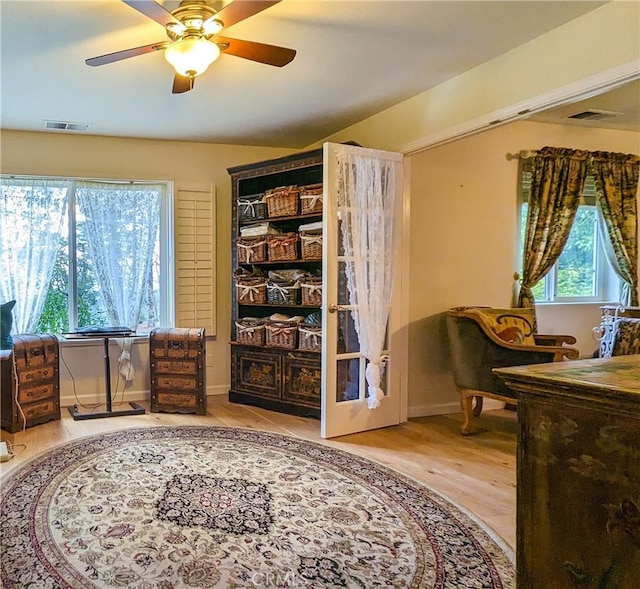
[{"left": 0, "top": 426, "right": 514, "bottom": 588}]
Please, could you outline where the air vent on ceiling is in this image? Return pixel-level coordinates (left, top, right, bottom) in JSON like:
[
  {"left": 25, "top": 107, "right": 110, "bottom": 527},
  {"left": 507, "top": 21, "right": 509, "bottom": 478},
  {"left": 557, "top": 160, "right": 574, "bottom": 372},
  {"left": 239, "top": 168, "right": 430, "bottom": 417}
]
[
  {"left": 568, "top": 109, "right": 622, "bottom": 121},
  {"left": 44, "top": 120, "right": 91, "bottom": 131}
]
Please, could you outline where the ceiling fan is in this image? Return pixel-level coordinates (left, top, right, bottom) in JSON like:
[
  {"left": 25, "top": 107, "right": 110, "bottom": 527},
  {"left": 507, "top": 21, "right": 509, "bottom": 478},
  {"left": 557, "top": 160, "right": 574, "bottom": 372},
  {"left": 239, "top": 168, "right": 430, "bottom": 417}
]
[{"left": 86, "top": 0, "right": 296, "bottom": 94}]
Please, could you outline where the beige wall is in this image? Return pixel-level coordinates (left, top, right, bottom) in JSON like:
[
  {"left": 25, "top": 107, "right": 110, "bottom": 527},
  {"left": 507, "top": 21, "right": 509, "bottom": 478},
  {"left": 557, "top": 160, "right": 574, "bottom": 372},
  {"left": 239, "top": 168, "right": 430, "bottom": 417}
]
[
  {"left": 407, "top": 120, "right": 640, "bottom": 416},
  {"left": 312, "top": 1, "right": 640, "bottom": 153},
  {"left": 0, "top": 130, "right": 294, "bottom": 405},
  {"left": 1, "top": 122, "right": 638, "bottom": 415}
]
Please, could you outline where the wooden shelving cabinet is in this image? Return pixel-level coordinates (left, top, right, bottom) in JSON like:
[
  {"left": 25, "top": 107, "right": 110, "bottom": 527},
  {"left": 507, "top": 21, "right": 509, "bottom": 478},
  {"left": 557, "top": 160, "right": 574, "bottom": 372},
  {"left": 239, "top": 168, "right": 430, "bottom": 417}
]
[{"left": 228, "top": 148, "right": 323, "bottom": 417}]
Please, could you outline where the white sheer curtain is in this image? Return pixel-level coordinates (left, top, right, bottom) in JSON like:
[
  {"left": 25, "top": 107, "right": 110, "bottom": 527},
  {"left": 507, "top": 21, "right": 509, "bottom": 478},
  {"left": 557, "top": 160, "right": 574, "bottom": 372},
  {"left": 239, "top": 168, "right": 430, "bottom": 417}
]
[
  {"left": 335, "top": 148, "right": 398, "bottom": 409},
  {"left": 76, "top": 181, "right": 162, "bottom": 381},
  {"left": 0, "top": 178, "right": 70, "bottom": 333}
]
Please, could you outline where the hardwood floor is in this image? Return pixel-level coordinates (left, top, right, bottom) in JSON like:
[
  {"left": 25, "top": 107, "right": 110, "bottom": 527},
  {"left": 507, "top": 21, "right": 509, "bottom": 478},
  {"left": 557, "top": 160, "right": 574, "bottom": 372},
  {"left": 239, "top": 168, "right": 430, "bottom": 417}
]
[{"left": 0, "top": 397, "right": 517, "bottom": 552}]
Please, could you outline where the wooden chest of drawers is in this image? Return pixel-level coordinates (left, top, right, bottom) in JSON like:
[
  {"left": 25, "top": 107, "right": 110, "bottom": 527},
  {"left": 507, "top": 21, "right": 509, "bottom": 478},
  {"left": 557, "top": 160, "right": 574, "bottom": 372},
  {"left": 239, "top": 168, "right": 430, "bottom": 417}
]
[
  {"left": 1, "top": 334, "right": 61, "bottom": 433},
  {"left": 149, "top": 328, "right": 206, "bottom": 414}
]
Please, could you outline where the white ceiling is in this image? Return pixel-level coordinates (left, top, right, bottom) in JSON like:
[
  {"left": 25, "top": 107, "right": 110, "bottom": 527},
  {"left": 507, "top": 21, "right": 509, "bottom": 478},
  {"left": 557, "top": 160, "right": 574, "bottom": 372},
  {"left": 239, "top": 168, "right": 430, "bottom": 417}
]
[
  {"left": 528, "top": 80, "right": 640, "bottom": 133},
  {"left": 1, "top": 0, "right": 625, "bottom": 148}
]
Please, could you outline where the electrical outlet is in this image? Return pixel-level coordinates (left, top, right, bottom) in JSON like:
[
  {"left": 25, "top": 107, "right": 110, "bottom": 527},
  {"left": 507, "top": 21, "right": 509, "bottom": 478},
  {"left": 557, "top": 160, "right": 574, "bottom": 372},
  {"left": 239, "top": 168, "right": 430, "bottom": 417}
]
[{"left": 0, "top": 441, "right": 14, "bottom": 462}]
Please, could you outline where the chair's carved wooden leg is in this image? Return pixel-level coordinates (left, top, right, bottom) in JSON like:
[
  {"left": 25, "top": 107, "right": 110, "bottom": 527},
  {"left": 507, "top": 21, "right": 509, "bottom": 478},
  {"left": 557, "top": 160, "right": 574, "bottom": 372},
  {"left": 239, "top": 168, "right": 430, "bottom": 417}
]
[
  {"left": 473, "top": 395, "right": 483, "bottom": 417},
  {"left": 459, "top": 388, "right": 475, "bottom": 436}
]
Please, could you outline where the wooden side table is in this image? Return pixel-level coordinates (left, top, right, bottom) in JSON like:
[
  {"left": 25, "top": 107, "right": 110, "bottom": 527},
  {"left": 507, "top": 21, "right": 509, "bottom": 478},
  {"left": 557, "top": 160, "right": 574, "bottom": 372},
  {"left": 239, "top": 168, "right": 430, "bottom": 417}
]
[{"left": 64, "top": 331, "right": 146, "bottom": 420}]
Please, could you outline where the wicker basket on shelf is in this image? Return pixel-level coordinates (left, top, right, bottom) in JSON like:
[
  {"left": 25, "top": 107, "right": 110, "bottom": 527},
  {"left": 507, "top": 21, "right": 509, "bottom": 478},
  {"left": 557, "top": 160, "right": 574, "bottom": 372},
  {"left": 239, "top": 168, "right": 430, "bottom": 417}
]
[
  {"left": 267, "top": 280, "right": 300, "bottom": 305},
  {"left": 235, "top": 318, "right": 265, "bottom": 346},
  {"left": 298, "top": 324, "right": 322, "bottom": 352},
  {"left": 299, "top": 184, "right": 323, "bottom": 215},
  {"left": 264, "top": 186, "right": 300, "bottom": 217},
  {"left": 300, "top": 231, "right": 322, "bottom": 259},
  {"left": 235, "top": 276, "right": 267, "bottom": 304},
  {"left": 300, "top": 276, "right": 322, "bottom": 306},
  {"left": 238, "top": 193, "right": 267, "bottom": 223},
  {"left": 237, "top": 237, "right": 268, "bottom": 264},
  {"left": 267, "top": 233, "right": 299, "bottom": 261},
  {"left": 265, "top": 320, "right": 299, "bottom": 349}
]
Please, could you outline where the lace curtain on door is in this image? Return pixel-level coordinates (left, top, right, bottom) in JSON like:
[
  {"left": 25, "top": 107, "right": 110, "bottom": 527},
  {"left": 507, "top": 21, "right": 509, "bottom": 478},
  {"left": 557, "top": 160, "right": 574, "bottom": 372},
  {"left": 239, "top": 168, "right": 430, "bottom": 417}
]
[
  {"left": 335, "top": 148, "right": 398, "bottom": 409},
  {"left": 0, "top": 178, "right": 70, "bottom": 333},
  {"left": 76, "top": 181, "right": 162, "bottom": 381}
]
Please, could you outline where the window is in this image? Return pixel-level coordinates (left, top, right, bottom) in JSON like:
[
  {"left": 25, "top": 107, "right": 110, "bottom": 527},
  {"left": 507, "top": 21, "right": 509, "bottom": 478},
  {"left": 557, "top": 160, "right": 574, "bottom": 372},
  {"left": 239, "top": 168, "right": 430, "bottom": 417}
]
[
  {"left": 0, "top": 176, "right": 172, "bottom": 335},
  {"left": 519, "top": 169, "right": 621, "bottom": 303}
]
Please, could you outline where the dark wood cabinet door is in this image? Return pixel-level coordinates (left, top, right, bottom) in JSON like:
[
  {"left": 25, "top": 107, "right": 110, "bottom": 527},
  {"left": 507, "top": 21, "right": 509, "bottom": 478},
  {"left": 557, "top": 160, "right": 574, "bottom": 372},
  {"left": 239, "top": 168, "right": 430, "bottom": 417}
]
[
  {"left": 232, "top": 347, "right": 281, "bottom": 400},
  {"left": 282, "top": 353, "right": 321, "bottom": 406},
  {"left": 519, "top": 397, "right": 640, "bottom": 589}
]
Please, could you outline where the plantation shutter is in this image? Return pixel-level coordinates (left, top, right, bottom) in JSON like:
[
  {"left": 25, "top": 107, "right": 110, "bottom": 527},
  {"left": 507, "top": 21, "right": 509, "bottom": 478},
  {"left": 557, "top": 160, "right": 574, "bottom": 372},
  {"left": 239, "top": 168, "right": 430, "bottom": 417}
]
[{"left": 175, "top": 184, "right": 216, "bottom": 334}]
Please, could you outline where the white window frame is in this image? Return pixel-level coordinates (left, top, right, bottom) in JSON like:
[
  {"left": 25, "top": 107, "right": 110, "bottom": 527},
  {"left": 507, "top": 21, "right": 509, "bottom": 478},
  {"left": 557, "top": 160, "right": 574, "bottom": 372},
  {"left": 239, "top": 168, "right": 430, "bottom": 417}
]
[
  {"left": 518, "top": 167, "right": 621, "bottom": 304},
  {"left": 1, "top": 174, "right": 175, "bottom": 332}
]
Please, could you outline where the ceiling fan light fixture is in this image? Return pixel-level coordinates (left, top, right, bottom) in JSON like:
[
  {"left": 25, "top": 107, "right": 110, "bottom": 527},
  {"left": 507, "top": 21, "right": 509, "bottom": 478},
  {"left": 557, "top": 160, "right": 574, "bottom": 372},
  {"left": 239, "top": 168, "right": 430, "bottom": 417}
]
[
  {"left": 164, "top": 37, "right": 220, "bottom": 77},
  {"left": 202, "top": 18, "right": 223, "bottom": 36}
]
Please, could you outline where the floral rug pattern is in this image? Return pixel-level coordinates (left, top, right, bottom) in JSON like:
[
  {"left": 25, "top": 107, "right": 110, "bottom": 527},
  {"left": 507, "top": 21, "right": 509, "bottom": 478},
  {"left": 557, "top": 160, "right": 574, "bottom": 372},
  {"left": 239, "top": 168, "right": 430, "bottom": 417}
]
[{"left": 0, "top": 426, "right": 514, "bottom": 588}]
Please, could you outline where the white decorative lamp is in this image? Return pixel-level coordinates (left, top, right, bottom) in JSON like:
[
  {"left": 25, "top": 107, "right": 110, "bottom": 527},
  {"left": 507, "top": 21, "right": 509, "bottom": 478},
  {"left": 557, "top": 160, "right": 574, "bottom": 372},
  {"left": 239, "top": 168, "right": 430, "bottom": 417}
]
[{"left": 164, "top": 37, "right": 221, "bottom": 78}]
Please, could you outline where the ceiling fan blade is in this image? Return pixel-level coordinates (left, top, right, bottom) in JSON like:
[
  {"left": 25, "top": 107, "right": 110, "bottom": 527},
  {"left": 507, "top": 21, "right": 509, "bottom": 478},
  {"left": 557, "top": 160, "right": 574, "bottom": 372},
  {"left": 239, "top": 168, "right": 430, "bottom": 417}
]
[
  {"left": 216, "top": 36, "right": 295, "bottom": 67},
  {"left": 172, "top": 74, "right": 194, "bottom": 94},
  {"left": 86, "top": 41, "right": 169, "bottom": 66},
  {"left": 122, "top": 0, "right": 181, "bottom": 28},
  {"left": 212, "top": 0, "right": 281, "bottom": 29}
]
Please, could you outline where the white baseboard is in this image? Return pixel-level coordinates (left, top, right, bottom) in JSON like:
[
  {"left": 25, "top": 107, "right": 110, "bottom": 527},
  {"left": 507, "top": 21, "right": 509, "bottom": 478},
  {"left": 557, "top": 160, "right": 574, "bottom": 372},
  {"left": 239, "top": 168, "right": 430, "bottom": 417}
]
[
  {"left": 60, "top": 384, "right": 229, "bottom": 408},
  {"left": 62, "top": 385, "right": 505, "bottom": 417},
  {"left": 207, "top": 384, "right": 228, "bottom": 396},
  {"left": 61, "top": 389, "right": 505, "bottom": 418},
  {"left": 60, "top": 389, "right": 149, "bottom": 408},
  {"left": 408, "top": 398, "right": 505, "bottom": 419}
]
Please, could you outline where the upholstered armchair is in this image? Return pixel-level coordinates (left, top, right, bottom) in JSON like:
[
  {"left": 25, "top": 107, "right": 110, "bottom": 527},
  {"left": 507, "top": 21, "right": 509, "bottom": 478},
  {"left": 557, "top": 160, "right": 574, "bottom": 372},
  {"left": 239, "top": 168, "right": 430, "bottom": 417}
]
[{"left": 446, "top": 306, "right": 579, "bottom": 435}]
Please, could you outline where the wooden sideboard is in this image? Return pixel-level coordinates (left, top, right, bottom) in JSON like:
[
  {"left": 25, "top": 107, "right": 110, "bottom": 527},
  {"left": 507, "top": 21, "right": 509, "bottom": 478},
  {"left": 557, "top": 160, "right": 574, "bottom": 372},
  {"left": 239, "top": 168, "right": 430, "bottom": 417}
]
[{"left": 495, "top": 356, "right": 640, "bottom": 589}]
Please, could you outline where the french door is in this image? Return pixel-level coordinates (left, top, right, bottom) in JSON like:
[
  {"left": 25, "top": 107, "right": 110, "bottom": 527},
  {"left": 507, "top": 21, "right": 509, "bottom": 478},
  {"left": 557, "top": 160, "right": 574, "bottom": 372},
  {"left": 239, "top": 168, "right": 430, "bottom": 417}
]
[{"left": 320, "top": 142, "right": 406, "bottom": 439}]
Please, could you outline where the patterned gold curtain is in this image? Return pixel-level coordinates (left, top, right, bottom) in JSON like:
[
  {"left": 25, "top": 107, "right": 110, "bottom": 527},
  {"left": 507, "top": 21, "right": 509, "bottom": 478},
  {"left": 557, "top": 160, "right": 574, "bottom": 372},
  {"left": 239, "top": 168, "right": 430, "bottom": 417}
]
[
  {"left": 518, "top": 146, "right": 589, "bottom": 315},
  {"left": 589, "top": 151, "right": 640, "bottom": 306}
]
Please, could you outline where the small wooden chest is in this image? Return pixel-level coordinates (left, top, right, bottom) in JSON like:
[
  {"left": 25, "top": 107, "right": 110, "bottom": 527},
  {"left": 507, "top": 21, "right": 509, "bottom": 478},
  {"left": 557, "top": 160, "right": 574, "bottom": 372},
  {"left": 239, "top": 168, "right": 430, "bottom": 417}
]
[
  {"left": 149, "top": 327, "right": 206, "bottom": 414},
  {"left": 1, "top": 334, "right": 61, "bottom": 433}
]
